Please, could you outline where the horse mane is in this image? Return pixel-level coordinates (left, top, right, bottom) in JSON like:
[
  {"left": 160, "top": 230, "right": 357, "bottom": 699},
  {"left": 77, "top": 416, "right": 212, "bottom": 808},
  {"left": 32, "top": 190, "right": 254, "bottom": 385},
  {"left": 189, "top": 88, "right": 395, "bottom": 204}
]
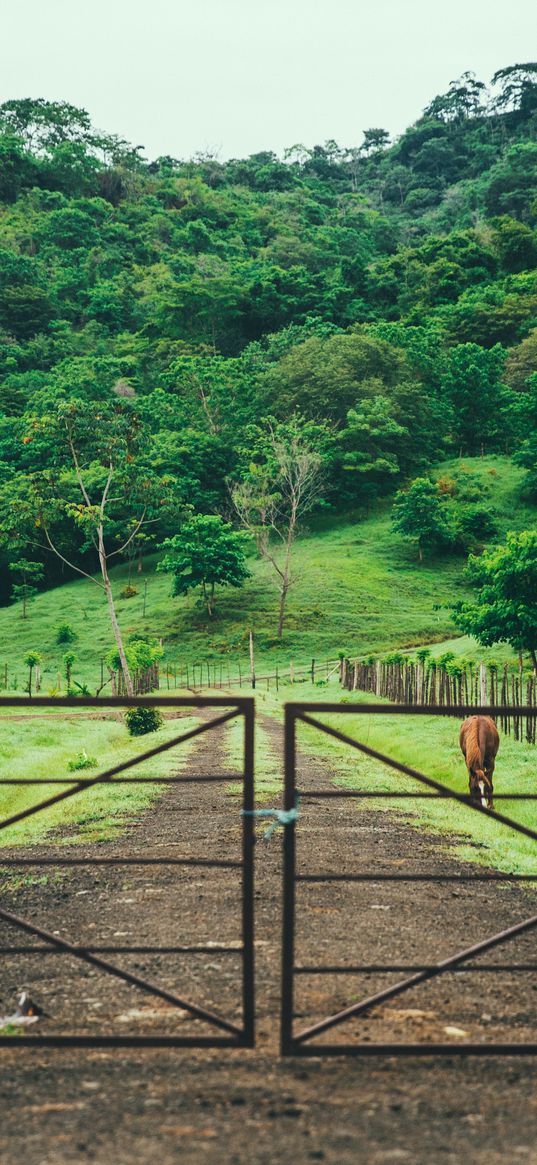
[{"left": 464, "top": 718, "right": 484, "bottom": 775}]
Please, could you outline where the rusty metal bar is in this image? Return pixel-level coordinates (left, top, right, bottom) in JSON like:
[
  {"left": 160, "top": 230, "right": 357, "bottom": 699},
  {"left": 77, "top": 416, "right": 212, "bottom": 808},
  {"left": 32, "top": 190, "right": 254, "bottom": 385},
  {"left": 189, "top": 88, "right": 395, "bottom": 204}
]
[
  {"left": 0, "top": 945, "right": 242, "bottom": 956},
  {"left": 280, "top": 706, "right": 298, "bottom": 1056},
  {"left": 295, "top": 964, "right": 537, "bottom": 973},
  {"left": 241, "top": 700, "right": 255, "bottom": 1047},
  {"left": 0, "top": 708, "right": 239, "bottom": 832},
  {"left": 283, "top": 1042, "right": 537, "bottom": 1058},
  {"left": 0, "top": 856, "right": 240, "bottom": 868},
  {"left": 0, "top": 696, "right": 251, "bottom": 708},
  {"left": 0, "top": 1035, "right": 241, "bottom": 1048},
  {"left": 0, "top": 774, "right": 243, "bottom": 785},
  {"left": 296, "top": 873, "right": 537, "bottom": 882}
]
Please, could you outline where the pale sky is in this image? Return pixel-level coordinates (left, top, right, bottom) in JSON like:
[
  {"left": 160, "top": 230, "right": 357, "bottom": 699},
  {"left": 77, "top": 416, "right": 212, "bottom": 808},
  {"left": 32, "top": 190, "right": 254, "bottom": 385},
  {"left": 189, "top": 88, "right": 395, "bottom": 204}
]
[{"left": 1, "top": 0, "right": 535, "bottom": 160}]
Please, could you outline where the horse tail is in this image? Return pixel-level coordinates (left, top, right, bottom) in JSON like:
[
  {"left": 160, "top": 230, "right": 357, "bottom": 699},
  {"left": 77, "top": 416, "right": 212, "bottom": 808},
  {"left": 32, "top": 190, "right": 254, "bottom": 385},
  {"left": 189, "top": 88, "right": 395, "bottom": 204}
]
[{"left": 464, "top": 718, "right": 484, "bottom": 777}]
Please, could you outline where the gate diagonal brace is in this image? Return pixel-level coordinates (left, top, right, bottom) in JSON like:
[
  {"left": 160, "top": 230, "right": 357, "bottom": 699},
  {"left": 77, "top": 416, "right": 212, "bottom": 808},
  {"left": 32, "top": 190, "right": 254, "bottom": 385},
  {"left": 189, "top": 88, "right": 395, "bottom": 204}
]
[
  {"left": 0, "top": 903, "right": 242, "bottom": 1039},
  {"left": 293, "top": 908, "right": 537, "bottom": 1046}
]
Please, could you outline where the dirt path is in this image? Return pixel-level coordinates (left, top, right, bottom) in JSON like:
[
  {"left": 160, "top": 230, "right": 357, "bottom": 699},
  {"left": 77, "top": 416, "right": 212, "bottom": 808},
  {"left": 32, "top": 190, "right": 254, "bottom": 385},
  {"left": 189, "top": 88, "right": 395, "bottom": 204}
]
[{"left": 1, "top": 710, "right": 537, "bottom": 1165}]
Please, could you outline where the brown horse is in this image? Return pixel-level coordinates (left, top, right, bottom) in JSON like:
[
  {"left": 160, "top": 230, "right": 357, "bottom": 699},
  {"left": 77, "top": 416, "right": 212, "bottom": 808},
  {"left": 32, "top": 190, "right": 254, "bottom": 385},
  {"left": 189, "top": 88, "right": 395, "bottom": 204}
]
[{"left": 459, "top": 716, "right": 500, "bottom": 810}]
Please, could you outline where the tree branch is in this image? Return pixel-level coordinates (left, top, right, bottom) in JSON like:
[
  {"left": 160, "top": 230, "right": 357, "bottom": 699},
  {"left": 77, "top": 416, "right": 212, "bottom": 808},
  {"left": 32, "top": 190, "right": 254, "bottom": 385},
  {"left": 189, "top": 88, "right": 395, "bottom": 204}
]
[
  {"left": 66, "top": 425, "right": 92, "bottom": 509},
  {"left": 108, "top": 510, "right": 149, "bottom": 558},
  {"left": 42, "top": 523, "right": 103, "bottom": 588},
  {"left": 100, "top": 462, "right": 114, "bottom": 519}
]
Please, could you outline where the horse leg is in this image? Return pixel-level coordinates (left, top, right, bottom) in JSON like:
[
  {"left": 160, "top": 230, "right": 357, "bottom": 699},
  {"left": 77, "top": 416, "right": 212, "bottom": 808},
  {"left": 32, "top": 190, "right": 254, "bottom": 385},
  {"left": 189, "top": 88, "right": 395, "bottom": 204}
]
[{"left": 486, "top": 759, "right": 495, "bottom": 810}]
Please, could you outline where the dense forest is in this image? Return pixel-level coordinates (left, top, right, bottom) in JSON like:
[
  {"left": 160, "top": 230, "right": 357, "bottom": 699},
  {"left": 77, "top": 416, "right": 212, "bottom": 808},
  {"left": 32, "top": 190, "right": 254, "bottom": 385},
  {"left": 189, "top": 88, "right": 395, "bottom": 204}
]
[{"left": 1, "top": 63, "right": 537, "bottom": 620}]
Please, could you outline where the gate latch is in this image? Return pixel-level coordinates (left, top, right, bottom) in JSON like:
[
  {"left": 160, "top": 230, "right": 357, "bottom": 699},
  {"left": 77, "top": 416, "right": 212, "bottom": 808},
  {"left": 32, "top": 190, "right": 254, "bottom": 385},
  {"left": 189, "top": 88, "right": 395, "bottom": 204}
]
[{"left": 241, "top": 805, "right": 300, "bottom": 840}]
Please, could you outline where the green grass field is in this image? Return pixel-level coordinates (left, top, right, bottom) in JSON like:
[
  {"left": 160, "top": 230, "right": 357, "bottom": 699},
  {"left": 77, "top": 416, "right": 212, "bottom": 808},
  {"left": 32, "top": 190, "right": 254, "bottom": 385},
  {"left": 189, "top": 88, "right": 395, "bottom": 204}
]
[{"left": 1, "top": 456, "right": 534, "bottom": 694}]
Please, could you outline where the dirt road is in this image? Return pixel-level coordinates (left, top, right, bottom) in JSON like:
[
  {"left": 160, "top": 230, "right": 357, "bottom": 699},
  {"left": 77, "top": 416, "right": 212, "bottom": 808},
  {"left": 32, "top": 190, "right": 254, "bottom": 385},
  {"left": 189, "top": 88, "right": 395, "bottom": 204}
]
[{"left": 1, "top": 712, "right": 536, "bottom": 1164}]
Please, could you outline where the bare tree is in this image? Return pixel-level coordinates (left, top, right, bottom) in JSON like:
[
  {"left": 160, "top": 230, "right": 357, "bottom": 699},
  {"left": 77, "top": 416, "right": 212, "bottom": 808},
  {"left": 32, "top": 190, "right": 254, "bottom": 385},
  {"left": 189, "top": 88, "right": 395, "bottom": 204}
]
[
  {"left": 233, "top": 421, "right": 323, "bottom": 638},
  {"left": 2, "top": 397, "right": 175, "bottom": 697}
]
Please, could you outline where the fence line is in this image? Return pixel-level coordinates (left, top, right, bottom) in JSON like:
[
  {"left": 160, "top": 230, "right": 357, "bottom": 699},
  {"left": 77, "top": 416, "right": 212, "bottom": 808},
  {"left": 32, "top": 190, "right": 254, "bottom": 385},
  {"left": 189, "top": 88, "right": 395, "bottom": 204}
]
[
  {"left": 342, "top": 657, "right": 537, "bottom": 744},
  {"left": 0, "top": 657, "right": 342, "bottom": 696}
]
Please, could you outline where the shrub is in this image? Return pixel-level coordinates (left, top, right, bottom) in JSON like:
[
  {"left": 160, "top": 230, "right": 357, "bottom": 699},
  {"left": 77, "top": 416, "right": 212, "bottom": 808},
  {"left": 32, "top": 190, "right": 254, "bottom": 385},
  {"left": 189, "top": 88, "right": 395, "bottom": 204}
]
[
  {"left": 56, "top": 623, "right": 77, "bottom": 645},
  {"left": 119, "top": 585, "right": 138, "bottom": 599},
  {"left": 68, "top": 751, "right": 98, "bottom": 771},
  {"left": 125, "top": 707, "right": 163, "bottom": 736}
]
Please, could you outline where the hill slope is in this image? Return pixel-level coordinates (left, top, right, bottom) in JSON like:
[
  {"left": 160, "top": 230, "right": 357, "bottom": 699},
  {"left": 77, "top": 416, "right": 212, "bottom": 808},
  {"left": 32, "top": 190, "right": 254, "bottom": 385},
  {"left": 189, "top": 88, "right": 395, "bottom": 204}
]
[{"left": 1, "top": 455, "right": 533, "bottom": 692}]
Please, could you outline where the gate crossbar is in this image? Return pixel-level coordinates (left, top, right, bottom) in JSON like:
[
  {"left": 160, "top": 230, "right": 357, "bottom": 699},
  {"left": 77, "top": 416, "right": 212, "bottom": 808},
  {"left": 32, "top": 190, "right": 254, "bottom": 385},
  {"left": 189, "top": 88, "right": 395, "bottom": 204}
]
[{"left": 281, "top": 702, "right": 537, "bottom": 1057}]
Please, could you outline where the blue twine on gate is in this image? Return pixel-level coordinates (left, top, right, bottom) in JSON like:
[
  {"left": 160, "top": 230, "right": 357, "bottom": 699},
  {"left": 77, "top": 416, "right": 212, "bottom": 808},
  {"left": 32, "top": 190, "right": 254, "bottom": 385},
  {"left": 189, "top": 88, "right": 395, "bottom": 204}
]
[{"left": 241, "top": 802, "right": 300, "bottom": 841}]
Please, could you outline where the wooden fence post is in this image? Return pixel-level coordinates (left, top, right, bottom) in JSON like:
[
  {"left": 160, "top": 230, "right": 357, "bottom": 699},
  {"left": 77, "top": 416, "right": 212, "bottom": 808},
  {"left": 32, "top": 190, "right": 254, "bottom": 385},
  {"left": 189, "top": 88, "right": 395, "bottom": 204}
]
[{"left": 479, "top": 663, "right": 487, "bottom": 706}]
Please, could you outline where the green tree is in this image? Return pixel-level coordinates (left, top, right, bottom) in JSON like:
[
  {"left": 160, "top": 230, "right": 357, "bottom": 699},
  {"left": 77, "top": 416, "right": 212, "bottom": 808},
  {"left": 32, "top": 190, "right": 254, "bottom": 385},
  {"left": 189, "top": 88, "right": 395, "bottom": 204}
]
[
  {"left": 24, "top": 650, "right": 42, "bottom": 697},
  {"left": 425, "top": 71, "right": 487, "bottom": 122},
  {"left": 444, "top": 344, "right": 506, "bottom": 453},
  {"left": 490, "top": 63, "right": 537, "bottom": 118},
  {"left": 63, "top": 650, "right": 76, "bottom": 692},
  {"left": 259, "top": 328, "right": 409, "bottom": 422},
  {"left": 336, "top": 397, "right": 409, "bottom": 502},
  {"left": 391, "top": 478, "right": 454, "bottom": 561},
  {"left": 504, "top": 329, "right": 537, "bottom": 389},
  {"left": 360, "top": 129, "right": 390, "bottom": 156},
  {"left": 9, "top": 558, "right": 44, "bottom": 618},
  {"left": 453, "top": 531, "right": 537, "bottom": 670},
  {"left": 158, "top": 515, "right": 250, "bottom": 617}
]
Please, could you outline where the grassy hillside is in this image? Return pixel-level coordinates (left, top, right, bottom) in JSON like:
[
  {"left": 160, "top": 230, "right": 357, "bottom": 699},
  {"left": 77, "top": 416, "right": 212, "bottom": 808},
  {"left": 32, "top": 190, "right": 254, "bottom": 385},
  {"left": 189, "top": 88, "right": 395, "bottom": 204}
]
[{"left": 0, "top": 455, "right": 534, "bottom": 693}]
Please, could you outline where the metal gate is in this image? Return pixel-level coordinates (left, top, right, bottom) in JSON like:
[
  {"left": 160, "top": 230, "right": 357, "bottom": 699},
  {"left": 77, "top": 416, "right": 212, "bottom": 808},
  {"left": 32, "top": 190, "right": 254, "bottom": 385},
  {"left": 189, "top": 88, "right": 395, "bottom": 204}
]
[
  {"left": 281, "top": 701, "right": 537, "bottom": 1056},
  {"left": 0, "top": 695, "right": 254, "bottom": 1049}
]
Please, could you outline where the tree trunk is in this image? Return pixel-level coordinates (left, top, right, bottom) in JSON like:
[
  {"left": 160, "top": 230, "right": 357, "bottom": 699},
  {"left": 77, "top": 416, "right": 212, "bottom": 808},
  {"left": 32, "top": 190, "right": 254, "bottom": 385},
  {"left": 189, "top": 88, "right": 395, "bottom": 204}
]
[
  {"left": 530, "top": 648, "right": 537, "bottom": 675},
  {"left": 277, "top": 583, "right": 289, "bottom": 639},
  {"left": 203, "top": 581, "right": 214, "bottom": 617},
  {"left": 98, "top": 529, "right": 134, "bottom": 697},
  {"left": 28, "top": 665, "right": 33, "bottom": 698}
]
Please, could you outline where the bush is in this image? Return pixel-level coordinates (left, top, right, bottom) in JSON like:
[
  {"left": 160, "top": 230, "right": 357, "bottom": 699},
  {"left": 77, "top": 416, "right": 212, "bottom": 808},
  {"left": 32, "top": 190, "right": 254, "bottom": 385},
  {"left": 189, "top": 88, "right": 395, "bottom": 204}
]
[
  {"left": 125, "top": 707, "right": 163, "bottom": 736},
  {"left": 56, "top": 623, "right": 77, "bottom": 645},
  {"left": 119, "top": 585, "right": 138, "bottom": 599},
  {"left": 68, "top": 750, "right": 98, "bottom": 771}
]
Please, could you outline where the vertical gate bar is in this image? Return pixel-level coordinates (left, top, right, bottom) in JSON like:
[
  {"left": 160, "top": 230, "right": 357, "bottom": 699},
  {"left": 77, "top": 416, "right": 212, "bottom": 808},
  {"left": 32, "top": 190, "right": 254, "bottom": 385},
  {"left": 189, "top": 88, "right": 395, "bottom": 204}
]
[
  {"left": 241, "top": 699, "right": 255, "bottom": 1046},
  {"left": 280, "top": 705, "right": 297, "bottom": 1055}
]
